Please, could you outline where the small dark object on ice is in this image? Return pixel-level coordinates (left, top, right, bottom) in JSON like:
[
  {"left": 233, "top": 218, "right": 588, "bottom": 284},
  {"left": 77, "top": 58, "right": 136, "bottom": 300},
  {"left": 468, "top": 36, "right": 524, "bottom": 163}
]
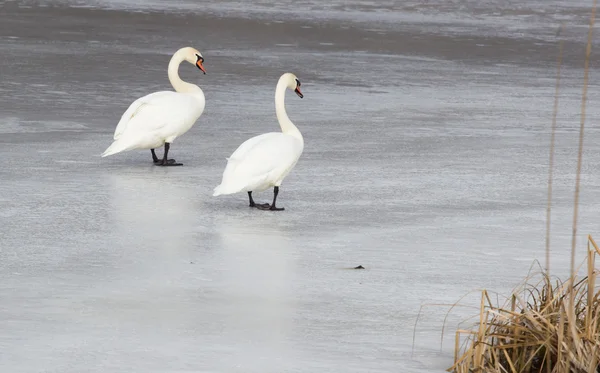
[{"left": 354, "top": 265, "right": 365, "bottom": 269}]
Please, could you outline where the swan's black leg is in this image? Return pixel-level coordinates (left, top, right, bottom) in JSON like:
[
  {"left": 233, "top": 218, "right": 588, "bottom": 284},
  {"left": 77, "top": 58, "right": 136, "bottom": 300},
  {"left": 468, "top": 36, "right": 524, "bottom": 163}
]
[
  {"left": 156, "top": 143, "right": 182, "bottom": 166},
  {"left": 248, "top": 191, "right": 270, "bottom": 208},
  {"left": 152, "top": 148, "right": 176, "bottom": 165},
  {"left": 256, "top": 186, "right": 284, "bottom": 211},
  {"left": 270, "top": 186, "right": 284, "bottom": 211}
]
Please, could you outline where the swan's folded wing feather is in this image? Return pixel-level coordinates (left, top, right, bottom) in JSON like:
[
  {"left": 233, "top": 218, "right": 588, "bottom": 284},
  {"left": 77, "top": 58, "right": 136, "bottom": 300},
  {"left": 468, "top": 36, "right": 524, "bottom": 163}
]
[
  {"left": 113, "top": 91, "right": 195, "bottom": 139},
  {"left": 114, "top": 92, "right": 200, "bottom": 137},
  {"left": 221, "top": 133, "right": 303, "bottom": 188},
  {"left": 227, "top": 133, "right": 277, "bottom": 162}
]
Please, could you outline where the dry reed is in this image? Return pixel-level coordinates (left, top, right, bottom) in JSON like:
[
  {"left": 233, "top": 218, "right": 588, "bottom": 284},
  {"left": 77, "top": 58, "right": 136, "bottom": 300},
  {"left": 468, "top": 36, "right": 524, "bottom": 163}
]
[
  {"left": 571, "top": 0, "right": 597, "bottom": 287},
  {"left": 448, "top": 236, "right": 600, "bottom": 373}
]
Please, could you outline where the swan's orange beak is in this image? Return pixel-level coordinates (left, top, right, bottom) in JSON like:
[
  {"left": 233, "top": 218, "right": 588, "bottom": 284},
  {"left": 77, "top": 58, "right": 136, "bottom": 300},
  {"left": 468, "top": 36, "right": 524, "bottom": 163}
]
[
  {"left": 196, "top": 60, "right": 206, "bottom": 74},
  {"left": 294, "top": 86, "right": 303, "bottom": 98}
]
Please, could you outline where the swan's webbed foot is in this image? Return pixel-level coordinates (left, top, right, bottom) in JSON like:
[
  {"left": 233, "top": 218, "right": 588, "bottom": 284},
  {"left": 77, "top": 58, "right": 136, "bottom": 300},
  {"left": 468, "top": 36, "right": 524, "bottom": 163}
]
[
  {"left": 155, "top": 159, "right": 183, "bottom": 166},
  {"left": 153, "top": 159, "right": 177, "bottom": 165},
  {"left": 248, "top": 189, "right": 284, "bottom": 210},
  {"left": 253, "top": 186, "right": 285, "bottom": 211},
  {"left": 152, "top": 143, "right": 181, "bottom": 166},
  {"left": 251, "top": 203, "right": 271, "bottom": 209},
  {"left": 256, "top": 204, "right": 284, "bottom": 211}
]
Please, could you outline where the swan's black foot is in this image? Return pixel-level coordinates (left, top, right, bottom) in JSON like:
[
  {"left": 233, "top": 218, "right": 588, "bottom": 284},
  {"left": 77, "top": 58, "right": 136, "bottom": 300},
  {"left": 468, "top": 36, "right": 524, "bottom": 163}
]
[
  {"left": 153, "top": 159, "right": 177, "bottom": 165},
  {"left": 256, "top": 204, "right": 285, "bottom": 211},
  {"left": 151, "top": 144, "right": 180, "bottom": 166},
  {"left": 250, "top": 202, "right": 270, "bottom": 209},
  {"left": 155, "top": 159, "right": 183, "bottom": 166}
]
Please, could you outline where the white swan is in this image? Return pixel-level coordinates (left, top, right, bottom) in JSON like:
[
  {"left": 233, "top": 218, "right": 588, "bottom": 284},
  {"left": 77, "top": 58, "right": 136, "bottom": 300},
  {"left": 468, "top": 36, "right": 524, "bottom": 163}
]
[
  {"left": 213, "top": 73, "right": 304, "bottom": 211},
  {"left": 101, "top": 47, "right": 206, "bottom": 166}
]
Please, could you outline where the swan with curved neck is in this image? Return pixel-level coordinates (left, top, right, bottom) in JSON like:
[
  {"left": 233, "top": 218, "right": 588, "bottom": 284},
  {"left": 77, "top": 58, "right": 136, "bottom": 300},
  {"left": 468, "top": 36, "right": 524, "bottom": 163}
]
[
  {"left": 102, "top": 47, "right": 206, "bottom": 166},
  {"left": 213, "top": 72, "right": 305, "bottom": 211}
]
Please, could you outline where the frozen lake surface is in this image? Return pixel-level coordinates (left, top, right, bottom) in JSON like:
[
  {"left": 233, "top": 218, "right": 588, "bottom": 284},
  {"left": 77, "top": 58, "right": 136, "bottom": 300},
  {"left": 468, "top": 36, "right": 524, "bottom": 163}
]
[{"left": 1, "top": 0, "right": 600, "bottom": 372}]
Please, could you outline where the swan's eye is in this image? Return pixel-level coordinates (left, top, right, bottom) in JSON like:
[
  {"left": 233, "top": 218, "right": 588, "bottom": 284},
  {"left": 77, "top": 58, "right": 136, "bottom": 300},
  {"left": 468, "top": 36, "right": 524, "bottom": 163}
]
[{"left": 196, "top": 54, "right": 204, "bottom": 63}]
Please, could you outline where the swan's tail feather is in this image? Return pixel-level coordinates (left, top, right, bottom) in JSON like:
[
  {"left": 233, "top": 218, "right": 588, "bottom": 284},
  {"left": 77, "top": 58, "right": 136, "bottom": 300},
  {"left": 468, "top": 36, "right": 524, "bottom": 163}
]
[
  {"left": 101, "top": 140, "right": 132, "bottom": 157},
  {"left": 212, "top": 184, "right": 227, "bottom": 197},
  {"left": 212, "top": 183, "right": 243, "bottom": 197}
]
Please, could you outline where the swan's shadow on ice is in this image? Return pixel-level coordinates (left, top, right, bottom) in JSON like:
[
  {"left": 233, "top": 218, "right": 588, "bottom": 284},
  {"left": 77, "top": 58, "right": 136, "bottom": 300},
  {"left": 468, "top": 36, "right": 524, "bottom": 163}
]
[
  {"left": 105, "top": 170, "right": 200, "bottom": 245},
  {"left": 205, "top": 215, "right": 297, "bottom": 349}
]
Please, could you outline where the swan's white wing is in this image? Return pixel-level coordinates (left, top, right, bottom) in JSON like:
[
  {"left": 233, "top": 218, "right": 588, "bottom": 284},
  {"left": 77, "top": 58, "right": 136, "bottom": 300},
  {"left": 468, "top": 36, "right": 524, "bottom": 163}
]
[
  {"left": 113, "top": 91, "right": 174, "bottom": 140},
  {"left": 215, "top": 133, "right": 303, "bottom": 194},
  {"left": 116, "top": 92, "right": 203, "bottom": 139},
  {"left": 226, "top": 132, "right": 276, "bottom": 161},
  {"left": 102, "top": 91, "right": 204, "bottom": 156}
]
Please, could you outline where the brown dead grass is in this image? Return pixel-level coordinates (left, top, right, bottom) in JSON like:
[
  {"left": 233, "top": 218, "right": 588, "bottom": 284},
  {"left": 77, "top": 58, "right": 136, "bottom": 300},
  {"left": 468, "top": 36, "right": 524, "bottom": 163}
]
[{"left": 448, "top": 236, "right": 600, "bottom": 373}]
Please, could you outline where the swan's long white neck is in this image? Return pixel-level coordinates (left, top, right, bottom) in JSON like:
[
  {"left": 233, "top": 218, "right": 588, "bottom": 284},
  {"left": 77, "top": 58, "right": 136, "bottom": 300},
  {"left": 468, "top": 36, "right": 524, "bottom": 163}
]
[
  {"left": 167, "top": 49, "right": 201, "bottom": 94},
  {"left": 275, "top": 78, "right": 303, "bottom": 141}
]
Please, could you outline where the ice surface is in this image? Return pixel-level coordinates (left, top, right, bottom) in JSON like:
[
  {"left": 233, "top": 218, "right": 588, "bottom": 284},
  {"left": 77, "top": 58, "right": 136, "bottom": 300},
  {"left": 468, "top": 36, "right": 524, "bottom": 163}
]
[{"left": 1, "top": 1, "right": 600, "bottom": 372}]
